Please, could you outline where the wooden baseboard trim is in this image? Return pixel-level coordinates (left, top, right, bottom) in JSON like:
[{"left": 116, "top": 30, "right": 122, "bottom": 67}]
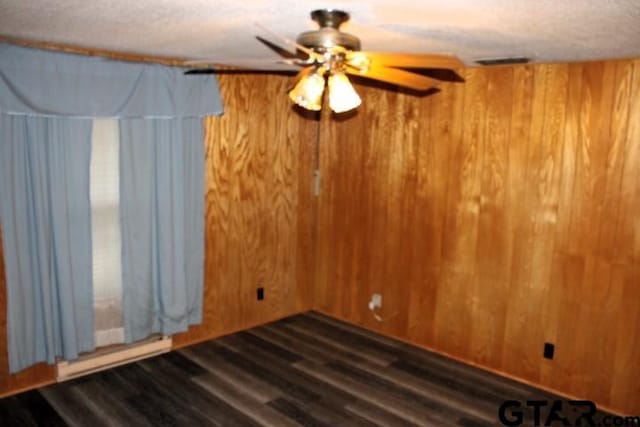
[{"left": 312, "top": 309, "right": 628, "bottom": 417}]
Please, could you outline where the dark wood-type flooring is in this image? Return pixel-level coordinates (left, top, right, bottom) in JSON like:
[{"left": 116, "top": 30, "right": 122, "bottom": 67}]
[{"left": 0, "top": 312, "right": 611, "bottom": 426}]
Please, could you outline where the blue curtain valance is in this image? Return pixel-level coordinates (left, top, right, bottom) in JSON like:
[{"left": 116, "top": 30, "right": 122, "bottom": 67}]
[{"left": 0, "top": 43, "right": 223, "bottom": 118}]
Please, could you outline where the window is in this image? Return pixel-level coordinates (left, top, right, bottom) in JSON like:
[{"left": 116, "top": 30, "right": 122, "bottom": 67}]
[{"left": 89, "top": 119, "right": 124, "bottom": 347}]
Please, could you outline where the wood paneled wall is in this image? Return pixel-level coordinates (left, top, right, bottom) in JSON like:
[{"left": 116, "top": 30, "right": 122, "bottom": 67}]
[
  {"left": 315, "top": 59, "right": 640, "bottom": 414},
  {"left": 0, "top": 74, "right": 318, "bottom": 395},
  {"left": 172, "top": 74, "right": 317, "bottom": 347}
]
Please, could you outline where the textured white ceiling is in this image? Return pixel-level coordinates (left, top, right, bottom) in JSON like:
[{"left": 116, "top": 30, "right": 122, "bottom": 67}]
[{"left": 1, "top": 0, "right": 639, "bottom": 67}]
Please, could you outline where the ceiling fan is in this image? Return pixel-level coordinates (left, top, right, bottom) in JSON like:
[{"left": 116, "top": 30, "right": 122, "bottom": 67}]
[{"left": 186, "top": 9, "right": 464, "bottom": 113}]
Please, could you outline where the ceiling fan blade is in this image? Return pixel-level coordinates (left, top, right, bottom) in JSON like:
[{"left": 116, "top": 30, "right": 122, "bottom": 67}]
[
  {"left": 254, "top": 23, "right": 321, "bottom": 60},
  {"left": 185, "top": 68, "right": 297, "bottom": 75},
  {"left": 183, "top": 58, "right": 299, "bottom": 68},
  {"left": 346, "top": 65, "right": 439, "bottom": 91},
  {"left": 256, "top": 36, "right": 307, "bottom": 60},
  {"left": 347, "top": 52, "right": 463, "bottom": 70}
]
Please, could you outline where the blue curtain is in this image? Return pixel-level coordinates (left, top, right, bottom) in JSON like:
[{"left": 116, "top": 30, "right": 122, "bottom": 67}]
[
  {"left": 0, "top": 43, "right": 223, "bottom": 118},
  {"left": 0, "top": 115, "right": 94, "bottom": 373},
  {"left": 119, "top": 118, "right": 204, "bottom": 342},
  {"left": 0, "top": 44, "right": 221, "bottom": 372}
]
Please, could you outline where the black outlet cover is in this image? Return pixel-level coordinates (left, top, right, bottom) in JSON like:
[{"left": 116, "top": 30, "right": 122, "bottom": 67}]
[
  {"left": 543, "top": 343, "right": 555, "bottom": 359},
  {"left": 257, "top": 287, "right": 264, "bottom": 301}
]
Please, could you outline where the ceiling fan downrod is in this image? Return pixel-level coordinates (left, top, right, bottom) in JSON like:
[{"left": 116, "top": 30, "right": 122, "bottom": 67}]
[
  {"left": 311, "top": 9, "right": 350, "bottom": 29},
  {"left": 296, "top": 9, "right": 361, "bottom": 52}
]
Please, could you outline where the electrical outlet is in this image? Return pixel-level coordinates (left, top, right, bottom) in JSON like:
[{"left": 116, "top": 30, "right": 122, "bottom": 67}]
[
  {"left": 543, "top": 342, "right": 555, "bottom": 359},
  {"left": 368, "top": 293, "right": 382, "bottom": 311},
  {"left": 257, "top": 287, "right": 264, "bottom": 301}
]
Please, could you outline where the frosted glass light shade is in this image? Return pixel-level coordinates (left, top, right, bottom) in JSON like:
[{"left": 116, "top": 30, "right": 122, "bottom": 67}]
[
  {"left": 288, "top": 71, "right": 325, "bottom": 111},
  {"left": 328, "top": 72, "right": 361, "bottom": 113}
]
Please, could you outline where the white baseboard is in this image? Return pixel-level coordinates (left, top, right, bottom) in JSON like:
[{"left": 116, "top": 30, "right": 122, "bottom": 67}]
[{"left": 56, "top": 336, "right": 172, "bottom": 381}]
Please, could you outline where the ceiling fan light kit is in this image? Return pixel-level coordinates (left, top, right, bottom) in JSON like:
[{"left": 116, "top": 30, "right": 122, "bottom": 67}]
[
  {"left": 288, "top": 68, "right": 326, "bottom": 111},
  {"left": 328, "top": 72, "right": 362, "bottom": 113},
  {"left": 288, "top": 67, "right": 362, "bottom": 113}
]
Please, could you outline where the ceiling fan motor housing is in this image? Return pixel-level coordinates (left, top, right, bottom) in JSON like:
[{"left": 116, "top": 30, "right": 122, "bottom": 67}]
[{"left": 296, "top": 9, "right": 361, "bottom": 52}]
